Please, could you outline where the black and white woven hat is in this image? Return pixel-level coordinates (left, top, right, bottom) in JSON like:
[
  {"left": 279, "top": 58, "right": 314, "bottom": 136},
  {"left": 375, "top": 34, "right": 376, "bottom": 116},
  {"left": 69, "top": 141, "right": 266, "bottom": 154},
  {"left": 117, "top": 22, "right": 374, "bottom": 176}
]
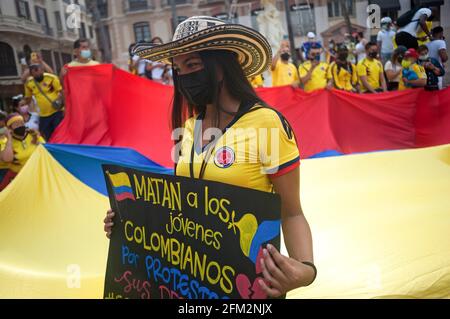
[{"left": 132, "top": 16, "right": 272, "bottom": 78}]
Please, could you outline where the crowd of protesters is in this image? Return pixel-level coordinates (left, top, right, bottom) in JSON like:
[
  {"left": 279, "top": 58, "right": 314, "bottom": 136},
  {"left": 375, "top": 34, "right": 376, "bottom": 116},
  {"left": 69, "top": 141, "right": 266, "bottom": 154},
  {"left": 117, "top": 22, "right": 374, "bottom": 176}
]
[
  {"left": 1, "top": 8, "right": 448, "bottom": 191},
  {"left": 257, "top": 9, "right": 447, "bottom": 94},
  {"left": 0, "top": 38, "right": 100, "bottom": 190}
]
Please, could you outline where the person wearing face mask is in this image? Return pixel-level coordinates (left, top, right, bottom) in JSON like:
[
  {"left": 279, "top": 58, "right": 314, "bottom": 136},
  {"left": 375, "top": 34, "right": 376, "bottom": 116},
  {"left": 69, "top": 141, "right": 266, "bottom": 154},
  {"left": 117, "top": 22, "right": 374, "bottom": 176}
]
[
  {"left": 357, "top": 42, "right": 387, "bottom": 94},
  {"left": 24, "top": 64, "right": 63, "bottom": 140},
  {"left": 385, "top": 46, "right": 407, "bottom": 91},
  {"left": 25, "top": 65, "right": 63, "bottom": 140},
  {"left": 377, "top": 18, "right": 396, "bottom": 65},
  {"left": 399, "top": 49, "right": 427, "bottom": 91},
  {"left": 395, "top": 7, "right": 437, "bottom": 50},
  {"left": 13, "top": 98, "right": 40, "bottom": 131},
  {"left": 327, "top": 46, "right": 358, "bottom": 92},
  {"left": 0, "top": 113, "right": 45, "bottom": 191},
  {"left": 427, "top": 27, "right": 448, "bottom": 89},
  {"left": 298, "top": 45, "right": 329, "bottom": 93},
  {"left": 60, "top": 38, "right": 100, "bottom": 81},
  {"left": 417, "top": 45, "right": 445, "bottom": 91},
  {"left": 300, "top": 32, "right": 322, "bottom": 63},
  {"left": 105, "top": 16, "right": 317, "bottom": 298},
  {"left": 271, "top": 40, "right": 299, "bottom": 87}
]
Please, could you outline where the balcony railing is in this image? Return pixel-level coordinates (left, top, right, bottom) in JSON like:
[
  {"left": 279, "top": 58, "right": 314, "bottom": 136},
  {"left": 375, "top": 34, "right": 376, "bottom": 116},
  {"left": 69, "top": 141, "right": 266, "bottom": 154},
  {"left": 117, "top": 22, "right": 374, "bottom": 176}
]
[
  {"left": 0, "top": 15, "right": 54, "bottom": 37},
  {"left": 123, "top": 0, "right": 155, "bottom": 13},
  {"left": 57, "top": 29, "right": 79, "bottom": 40},
  {"left": 42, "top": 25, "right": 54, "bottom": 37},
  {"left": 161, "top": 0, "right": 193, "bottom": 7}
]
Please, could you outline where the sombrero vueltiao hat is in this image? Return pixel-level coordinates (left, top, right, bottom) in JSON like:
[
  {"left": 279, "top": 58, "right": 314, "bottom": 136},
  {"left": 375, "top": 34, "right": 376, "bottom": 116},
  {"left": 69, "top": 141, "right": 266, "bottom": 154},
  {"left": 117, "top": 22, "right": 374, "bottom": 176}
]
[{"left": 132, "top": 16, "right": 272, "bottom": 78}]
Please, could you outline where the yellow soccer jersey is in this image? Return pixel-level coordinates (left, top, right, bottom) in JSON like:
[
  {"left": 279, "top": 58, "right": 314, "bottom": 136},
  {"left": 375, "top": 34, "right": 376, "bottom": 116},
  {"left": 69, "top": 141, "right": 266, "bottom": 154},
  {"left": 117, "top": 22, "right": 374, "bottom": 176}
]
[
  {"left": 0, "top": 136, "right": 7, "bottom": 152},
  {"left": 176, "top": 103, "right": 300, "bottom": 193},
  {"left": 0, "top": 136, "right": 8, "bottom": 169},
  {"left": 399, "top": 63, "right": 427, "bottom": 91},
  {"left": 327, "top": 62, "right": 358, "bottom": 91},
  {"left": 298, "top": 61, "right": 329, "bottom": 92},
  {"left": 67, "top": 60, "right": 100, "bottom": 67},
  {"left": 272, "top": 60, "right": 299, "bottom": 87},
  {"left": 24, "top": 73, "right": 62, "bottom": 117},
  {"left": 9, "top": 133, "right": 45, "bottom": 173},
  {"left": 357, "top": 58, "right": 384, "bottom": 92}
]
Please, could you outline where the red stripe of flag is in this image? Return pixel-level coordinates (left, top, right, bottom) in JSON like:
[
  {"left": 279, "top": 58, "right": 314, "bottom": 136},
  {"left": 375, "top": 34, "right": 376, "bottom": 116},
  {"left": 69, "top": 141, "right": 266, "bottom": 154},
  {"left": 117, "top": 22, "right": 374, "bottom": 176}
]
[{"left": 115, "top": 192, "right": 136, "bottom": 201}]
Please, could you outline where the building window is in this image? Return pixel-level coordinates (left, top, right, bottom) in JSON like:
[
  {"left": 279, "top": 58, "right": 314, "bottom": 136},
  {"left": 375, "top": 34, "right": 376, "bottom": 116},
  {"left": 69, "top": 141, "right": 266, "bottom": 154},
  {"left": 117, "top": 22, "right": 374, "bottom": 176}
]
[
  {"left": 89, "top": 26, "right": 94, "bottom": 39},
  {"left": 134, "top": 22, "right": 151, "bottom": 42},
  {"left": 291, "top": 3, "right": 316, "bottom": 36},
  {"left": 61, "top": 53, "right": 73, "bottom": 65},
  {"left": 381, "top": 9, "right": 398, "bottom": 21},
  {"left": 15, "top": 0, "right": 31, "bottom": 20},
  {"left": 97, "top": 0, "right": 108, "bottom": 19},
  {"left": 0, "top": 42, "right": 18, "bottom": 77},
  {"left": 53, "top": 51, "right": 62, "bottom": 74},
  {"left": 162, "top": 0, "right": 190, "bottom": 5},
  {"left": 213, "top": 13, "right": 238, "bottom": 24},
  {"left": 35, "top": 6, "right": 49, "bottom": 26},
  {"left": 40, "top": 49, "right": 54, "bottom": 71},
  {"left": 327, "top": 0, "right": 354, "bottom": 18},
  {"left": 80, "top": 22, "right": 87, "bottom": 38},
  {"left": 54, "top": 11, "right": 63, "bottom": 31},
  {"left": 128, "top": 0, "right": 148, "bottom": 11}
]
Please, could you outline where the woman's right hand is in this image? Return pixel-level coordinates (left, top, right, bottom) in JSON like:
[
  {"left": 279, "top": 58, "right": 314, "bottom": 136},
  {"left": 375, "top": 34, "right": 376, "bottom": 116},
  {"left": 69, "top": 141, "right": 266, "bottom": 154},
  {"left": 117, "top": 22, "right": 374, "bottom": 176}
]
[{"left": 104, "top": 209, "right": 115, "bottom": 239}]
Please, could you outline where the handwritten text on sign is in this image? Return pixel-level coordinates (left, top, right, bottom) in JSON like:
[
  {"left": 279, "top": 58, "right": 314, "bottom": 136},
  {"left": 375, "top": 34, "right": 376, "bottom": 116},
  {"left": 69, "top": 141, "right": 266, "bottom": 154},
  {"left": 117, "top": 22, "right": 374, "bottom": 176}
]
[{"left": 102, "top": 165, "right": 281, "bottom": 299}]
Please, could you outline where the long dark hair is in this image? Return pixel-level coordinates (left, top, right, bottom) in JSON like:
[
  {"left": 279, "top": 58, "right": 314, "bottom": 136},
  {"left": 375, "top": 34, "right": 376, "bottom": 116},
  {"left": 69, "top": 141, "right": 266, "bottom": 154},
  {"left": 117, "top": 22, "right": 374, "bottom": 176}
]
[{"left": 171, "top": 50, "right": 267, "bottom": 132}]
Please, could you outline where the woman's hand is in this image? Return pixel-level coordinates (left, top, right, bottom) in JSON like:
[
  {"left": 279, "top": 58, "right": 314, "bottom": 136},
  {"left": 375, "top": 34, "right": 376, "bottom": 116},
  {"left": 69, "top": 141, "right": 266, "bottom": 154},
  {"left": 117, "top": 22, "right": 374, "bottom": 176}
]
[
  {"left": 104, "top": 209, "right": 115, "bottom": 239},
  {"left": 258, "top": 244, "right": 314, "bottom": 297}
]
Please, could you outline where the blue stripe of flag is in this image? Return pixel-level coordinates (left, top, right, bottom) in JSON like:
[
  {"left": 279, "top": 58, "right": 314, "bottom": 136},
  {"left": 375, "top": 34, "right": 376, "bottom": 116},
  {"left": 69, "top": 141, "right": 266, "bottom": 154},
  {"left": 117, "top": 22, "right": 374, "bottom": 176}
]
[{"left": 113, "top": 185, "right": 133, "bottom": 194}]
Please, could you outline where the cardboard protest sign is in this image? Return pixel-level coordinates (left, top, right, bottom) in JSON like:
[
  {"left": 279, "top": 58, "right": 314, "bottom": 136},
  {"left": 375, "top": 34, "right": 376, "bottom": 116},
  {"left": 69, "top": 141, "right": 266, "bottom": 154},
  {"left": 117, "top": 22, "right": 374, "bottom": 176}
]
[{"left": 102, "top": 164, "right": 281, "bottom": 299}]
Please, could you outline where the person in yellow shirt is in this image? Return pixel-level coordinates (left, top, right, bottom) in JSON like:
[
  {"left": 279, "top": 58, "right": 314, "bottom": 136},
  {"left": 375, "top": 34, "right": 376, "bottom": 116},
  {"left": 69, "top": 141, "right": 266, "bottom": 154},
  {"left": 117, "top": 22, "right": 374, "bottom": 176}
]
[
  {"left": 357, "top": 42, "right": 387, "bottom": 93},
  {"left": 0, "top": 111, "right": 13, "bottom": 191},
  {"left": 105, "top": 16, "right": 316, "bottom": 297},
  {"left": 271, "top": 40, "right": 299, "bottom": 87},
  {"left": 298, "top": 46, "right": 329, "bottom": 92},
  {"left": 0, "top": 111, "right": 13, "bottom": 163},
  {"left": 24, "top": 64, "right": 63, "bottom": 140},
  {"left": 417, "top": 21, "right": 433, "bottom": 46},
  {"left": 0, "top": 113, "right": 45, "bottom": 190},
  {"left": 60, "top": 38, "right": 100, "bottom": 81},
  {"left": 327, "top": 46, "right": 358, "bottom": 92},
  {"left": 399, "top": 48, "right": 427, "bottom": 91},
  {"left": 249, "top": 74, "right": 264, "bottom": 88}
]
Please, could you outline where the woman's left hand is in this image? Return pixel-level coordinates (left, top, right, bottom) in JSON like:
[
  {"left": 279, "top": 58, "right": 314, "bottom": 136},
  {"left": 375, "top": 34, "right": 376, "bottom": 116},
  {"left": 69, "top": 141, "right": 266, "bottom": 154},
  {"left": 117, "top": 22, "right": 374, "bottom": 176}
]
[{"left": 258, "top": 244, "right": 313, "bottom": 297}]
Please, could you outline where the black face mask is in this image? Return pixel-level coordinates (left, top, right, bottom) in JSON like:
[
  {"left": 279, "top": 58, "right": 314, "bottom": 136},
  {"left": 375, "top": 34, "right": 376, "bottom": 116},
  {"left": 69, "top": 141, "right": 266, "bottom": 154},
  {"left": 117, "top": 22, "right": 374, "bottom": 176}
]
[
  {"left": 368, "top": 51, "right": 378, "bottom": 59},
  {"left": 337, "top": 53, "right": 348, "bottom": 62},
  {"left": 34, "top": 75, "right": 44, "bottom": 82},
  {"left": 178, "top": 69, "right": 214, "bottom": 106},
  {"left": 13, "top": 126, "right": 27, "bottom": 138},
  {"left": 280, "top": 52, "right": 290, "bottom": 61}
]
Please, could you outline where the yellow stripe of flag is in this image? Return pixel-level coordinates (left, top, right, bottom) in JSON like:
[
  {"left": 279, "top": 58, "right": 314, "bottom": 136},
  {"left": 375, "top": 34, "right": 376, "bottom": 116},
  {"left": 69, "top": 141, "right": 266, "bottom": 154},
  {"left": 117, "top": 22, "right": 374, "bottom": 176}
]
[{"left": 108, "top": 172, "right": 132, "bottom": 188}]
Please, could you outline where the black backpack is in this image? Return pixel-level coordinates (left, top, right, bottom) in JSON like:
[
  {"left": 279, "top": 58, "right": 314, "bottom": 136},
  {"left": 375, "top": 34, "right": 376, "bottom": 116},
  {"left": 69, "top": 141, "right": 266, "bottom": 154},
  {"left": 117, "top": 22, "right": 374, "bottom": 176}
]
[{"left": 396, "top": 8, "right": 421, "bottom": 28}]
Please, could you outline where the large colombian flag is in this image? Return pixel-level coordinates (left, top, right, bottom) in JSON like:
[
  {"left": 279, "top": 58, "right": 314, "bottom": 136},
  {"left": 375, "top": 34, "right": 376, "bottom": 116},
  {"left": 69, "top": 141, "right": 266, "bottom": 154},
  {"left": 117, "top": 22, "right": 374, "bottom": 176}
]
[{"left": 107, "top": 172, "right": 135, "bottom": 201}]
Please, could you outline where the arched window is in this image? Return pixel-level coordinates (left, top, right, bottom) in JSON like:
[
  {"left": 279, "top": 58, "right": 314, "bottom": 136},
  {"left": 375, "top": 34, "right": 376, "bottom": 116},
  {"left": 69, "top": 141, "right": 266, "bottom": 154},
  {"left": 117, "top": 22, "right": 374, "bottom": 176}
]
[{"left": 0, "top": 42, "right": 17, "bottom": 77}]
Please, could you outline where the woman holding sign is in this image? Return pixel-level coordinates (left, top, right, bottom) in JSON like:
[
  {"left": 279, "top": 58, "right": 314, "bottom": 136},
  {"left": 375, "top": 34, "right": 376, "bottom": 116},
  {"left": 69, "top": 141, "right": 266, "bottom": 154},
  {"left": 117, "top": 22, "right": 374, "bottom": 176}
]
[{"left": 104, "top": 16, "right": 316, "bottom": 298}]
